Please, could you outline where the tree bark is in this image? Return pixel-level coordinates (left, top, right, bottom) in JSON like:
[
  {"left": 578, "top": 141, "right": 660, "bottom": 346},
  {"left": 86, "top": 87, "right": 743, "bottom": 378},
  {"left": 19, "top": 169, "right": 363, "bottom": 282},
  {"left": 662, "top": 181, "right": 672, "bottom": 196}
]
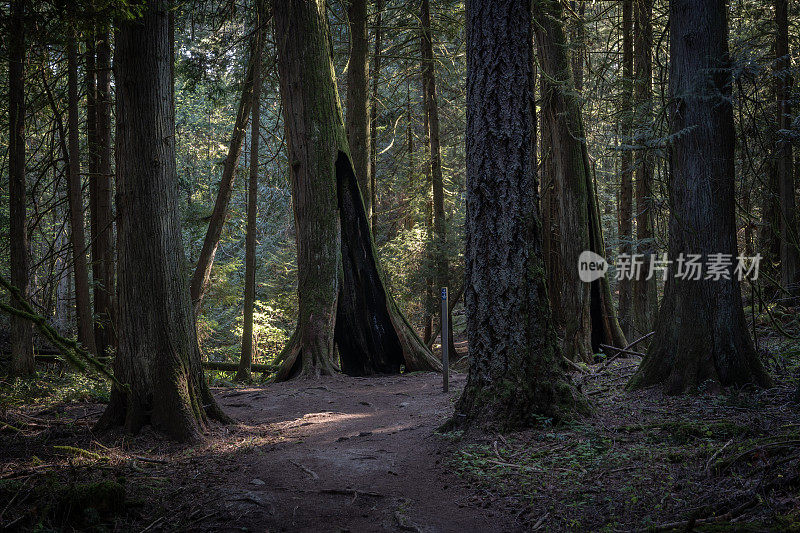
[
  {"left": 369, "top": 0, "right": 383, "bottom": 230},
  {"left": 96, "top": 0, "right": 227, "bottom": 441},
  {"left": 87, "top": 21, "right": 116, "bottom": 359},
  {"left": 9, "top": 0, "right": 34, "bottom": 377},
  {"left": 272, "top": 0, "right": 440, "bottom": 380},
  {"left": 632, "top": 0, "right": 657, "bottom": 337},
  {"left": 236, "top": 4, "right": 264, "bottom": 383},
  {"left": 618, "top": 0, "right": 634, "bottom": 338},
  {"left": 66, "top": 14, "right": 98, "bottom": 356},
  {"left": 454, "top": 0, "right": 586, "bottom": 429},
  {"left": 534, "top": 0, "right": 627, "bottom": 361},
  {"left": 346, "top": 0, "right": 371, "bottom": 221},
  {"left": 775, "top": 0, "right": 799, "bottom": 294},
  {"left": 540, "top": 65, "right": 563, "bottom": 326},
  {"left": 189, "top": 59, "right": 256, "bottom": 313},
  {"left": 628, "top": 0, "right": 771, "bottom": 394}
]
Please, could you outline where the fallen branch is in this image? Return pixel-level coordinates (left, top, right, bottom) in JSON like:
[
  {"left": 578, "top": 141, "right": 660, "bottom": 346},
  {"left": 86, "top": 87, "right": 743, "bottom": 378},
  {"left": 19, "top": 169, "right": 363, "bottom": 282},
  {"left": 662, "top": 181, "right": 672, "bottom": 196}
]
[
  {"left": 598, "top": 345, "right": 645, "bottom": 358},
  {"left": 202, "top": 361, "right": 278, "bottom": 373},
  {"left": 290, "top": 460, "right": 319, "bottom": 480},
  {"left": 599, "top": 331, "right": 654, "bottom": 368}
]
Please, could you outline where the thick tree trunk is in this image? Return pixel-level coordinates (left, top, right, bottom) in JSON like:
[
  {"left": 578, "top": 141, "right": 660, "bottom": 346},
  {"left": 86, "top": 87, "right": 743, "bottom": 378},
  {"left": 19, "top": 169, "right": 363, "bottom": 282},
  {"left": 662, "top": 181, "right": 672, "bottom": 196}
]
[
  {"left": 534, "top": 0, "right": 627, "bottom": 361},
  {"left": 454, "top": 0, "right": 586, "bottom": 429},
  {"left": 369, "top": 0, "right": 383, "bottom": 230},
  {"left": 632, "top": 0, "right": 657, "bottom": 337},
  {"left": 775, "top": 0, "right": 799, "bottom": 294},
  {"left": 189, "top": 59, "right": 256, "bottom": 312},
  {"left": 237, "top": 6, "right": 264, "bottom": 383},
  {"left": 346, "top": 0, "right": 371, "bottom": 221},
  {"left": 272, "top": 0, "right": 439, "bottom": 380},
  {"left": 618, "top": 0, "right": 634, "bottom": 338},
  {"left": 66, "top": 19, "right": 98, "bottom": 356},
  {"left": 96, "top": 0, "right": 227, "bottom": 441},
  {"left": 9, "top": 0, "right": 34, "bottom": 377},
  {"left": 628, "top": 0, "right": 771, "bottom": 394}
]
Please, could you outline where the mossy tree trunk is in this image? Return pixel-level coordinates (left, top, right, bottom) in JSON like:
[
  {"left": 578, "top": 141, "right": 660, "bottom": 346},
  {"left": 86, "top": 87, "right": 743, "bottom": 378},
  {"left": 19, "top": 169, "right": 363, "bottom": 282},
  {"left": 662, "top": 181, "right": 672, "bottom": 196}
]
[
  {"left": 627, "top": 0, "right": 771, "bottom": 394},
  {"left": 346, "top": 0, "right": 371, "bottom": 222},
  {"left": 9, "top": 0, "right": 34, "bottom": 378},
  {"left": 534, "top": 0, "right": 627, "bottom": 362},
  {"left": 96, "top": 0, "right": 228, "bottom": 441},
  {"left": 369, "top": 0, "right": 383, "bottom": 230},
  {"left": 272, "top": 0, "right": 440, "bottom": 380},
  {"left": 454, "top": 0, "right": 586, "bottom": 429}
]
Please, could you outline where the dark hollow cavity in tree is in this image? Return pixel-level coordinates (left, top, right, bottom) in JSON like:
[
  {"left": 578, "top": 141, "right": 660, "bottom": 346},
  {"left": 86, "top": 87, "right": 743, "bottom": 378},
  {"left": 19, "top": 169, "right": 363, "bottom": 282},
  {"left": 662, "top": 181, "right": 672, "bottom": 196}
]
[
  {"left": 283, "top": 152, "right": 410, "bottom": 378},
  {"left": 335, "top": 151, "right": 405, "bottom": 376}
]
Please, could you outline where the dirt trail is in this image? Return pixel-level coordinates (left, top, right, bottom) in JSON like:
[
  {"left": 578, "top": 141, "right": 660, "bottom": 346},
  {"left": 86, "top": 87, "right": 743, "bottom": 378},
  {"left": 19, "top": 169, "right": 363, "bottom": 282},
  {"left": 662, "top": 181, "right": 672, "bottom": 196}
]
[{"left": 206, "top": 372, "right": 520, "bottom": 532}]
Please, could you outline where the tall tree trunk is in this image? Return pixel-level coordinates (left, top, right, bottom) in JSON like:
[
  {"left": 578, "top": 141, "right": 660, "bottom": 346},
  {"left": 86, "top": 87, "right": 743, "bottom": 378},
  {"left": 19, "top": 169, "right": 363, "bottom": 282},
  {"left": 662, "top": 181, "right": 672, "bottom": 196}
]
[
  {"left": 632, "top": 0, "right": 657, "bottom": 337},
  {"left": 628, "top": 0, "right": 771, "bottom": 394},
  {"left": 776, "top": 0, "right": 799, "bottom": 294},
  {"left": 618, "top": 0, "right": 634, "bottom": 338},
  {"left": 420, "top": 0, "right": 454, "bottom": 356},
  {"left": 422, "top": 77, "right": 434, "bottom": 344},
  {"left": 189, "top": 59, "right": 256, "bottom": 312},
  {"left": 369, "top": 0, "right": 383, "bottom": 230},
  {"left": 237, "top": 5, "right": 264, "bottom": 383},
  {"left": 404, "top": 78, "right": 414, "bottom": 231},
  {"left": 570, "top": 0, "right": 585, "bottom": 94},
  {"left": 271, "top": 0, "right": 440, "bottom": 380},
  {"left": 540, "top": 65, "right": 563, "bottom": 326},
  {"left": 534, "top": 0, "right": 627, "bottom": 361},
  {"left": 94, "top": 24, "right": 116, "bottom": 356},
  {"left": 86, "top": 21, "right": 115, "bottom": 359},
  {"left": 454, "top": 0, "right": 586, "bottom": 429},
  {"left": 67, "top": 15, "right": 98, "bottom": 356},
  {"left": 346, "top": 0, "right": 371, "bottom": 222},
  {"left": 96, "top": 0, "right": 227, "bottom": 441},
  {"left": 9, "top": 0, "right": 34, "bottom": 377}
]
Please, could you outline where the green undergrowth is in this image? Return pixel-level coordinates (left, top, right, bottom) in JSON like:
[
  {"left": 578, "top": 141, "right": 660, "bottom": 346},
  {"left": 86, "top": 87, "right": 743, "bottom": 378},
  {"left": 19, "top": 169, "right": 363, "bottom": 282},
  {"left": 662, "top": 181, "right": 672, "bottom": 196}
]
[
  {"left": 0, "top": 477, "right": 126, "bottom": 530},
  {"left": 450, "top": 382, "right": 799, "bottom": 531},
  {"left": 0, "top": 371, "right": 110, "bottom": 411}
]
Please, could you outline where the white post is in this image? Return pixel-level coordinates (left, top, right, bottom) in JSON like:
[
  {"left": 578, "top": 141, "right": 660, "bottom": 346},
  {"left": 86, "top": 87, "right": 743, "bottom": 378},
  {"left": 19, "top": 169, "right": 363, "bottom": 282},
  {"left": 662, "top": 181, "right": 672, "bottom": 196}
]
[{"left": 441, "top": 286, "right": 449, "bottom": 392}]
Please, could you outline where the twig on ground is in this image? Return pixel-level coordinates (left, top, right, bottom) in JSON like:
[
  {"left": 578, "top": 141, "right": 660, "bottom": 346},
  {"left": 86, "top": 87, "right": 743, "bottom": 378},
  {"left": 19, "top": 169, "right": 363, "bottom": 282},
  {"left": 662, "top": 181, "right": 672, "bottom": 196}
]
[{"left": 290, "top": 460, "right": 319, "bottom": 479}]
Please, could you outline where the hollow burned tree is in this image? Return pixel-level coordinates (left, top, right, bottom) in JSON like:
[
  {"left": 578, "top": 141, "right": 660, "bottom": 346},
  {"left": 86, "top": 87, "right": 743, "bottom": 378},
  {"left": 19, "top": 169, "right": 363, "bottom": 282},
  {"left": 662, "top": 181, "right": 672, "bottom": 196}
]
[{"left": 272, "top": 0, "right": 440, "bottom": 379}]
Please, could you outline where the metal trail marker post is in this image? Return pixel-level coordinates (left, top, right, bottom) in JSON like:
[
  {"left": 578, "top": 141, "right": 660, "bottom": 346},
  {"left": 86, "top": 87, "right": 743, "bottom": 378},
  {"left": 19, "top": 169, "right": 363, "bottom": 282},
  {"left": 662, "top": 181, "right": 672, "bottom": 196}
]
[{"left": 441, "top": 286, "right": 448, "bottom": 392}]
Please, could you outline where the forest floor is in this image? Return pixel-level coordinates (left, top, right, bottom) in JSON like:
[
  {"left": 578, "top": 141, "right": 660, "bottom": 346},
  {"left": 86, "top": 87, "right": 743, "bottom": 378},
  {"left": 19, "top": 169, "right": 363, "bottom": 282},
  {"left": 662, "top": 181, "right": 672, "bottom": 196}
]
[{"left": 1, "top": 343, "right": 799, "bottom": 532}]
